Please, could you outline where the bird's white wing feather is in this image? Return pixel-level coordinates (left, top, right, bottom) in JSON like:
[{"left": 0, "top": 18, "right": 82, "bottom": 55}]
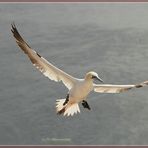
[
  {"left": 93, "top": 81, "right": 148, "bottom": 93},
  {"left": 11, "top": 24, "right": 76, "bottom": 90}
]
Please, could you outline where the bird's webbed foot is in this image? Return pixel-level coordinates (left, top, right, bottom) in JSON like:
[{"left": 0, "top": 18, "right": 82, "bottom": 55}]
[{"left": 82, "top": 100, "right": 91, "bottom": 110}]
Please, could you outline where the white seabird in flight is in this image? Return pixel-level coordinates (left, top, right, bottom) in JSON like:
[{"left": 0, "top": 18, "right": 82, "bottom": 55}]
[{"left": 11, "top": 23, "right": 148, "bottom": 116}]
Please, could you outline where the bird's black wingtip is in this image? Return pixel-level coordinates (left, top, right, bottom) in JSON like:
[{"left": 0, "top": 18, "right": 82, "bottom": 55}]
[
  {"left": 11, "top": 22, "right": 16, "bottom": 28},
  {"left": 11, "top": 22, "right": 22, "bottom": 41},
  {"left": 11, "top": 22, "right": 17, "bottom": 32},
  {"left": 11, "top": 22, "right": 31, "bottom": 48}
]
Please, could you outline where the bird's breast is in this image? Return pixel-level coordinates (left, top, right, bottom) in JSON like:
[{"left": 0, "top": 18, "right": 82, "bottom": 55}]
[{"left": 69, "top": 80, "right": 93, "bottom": 99}]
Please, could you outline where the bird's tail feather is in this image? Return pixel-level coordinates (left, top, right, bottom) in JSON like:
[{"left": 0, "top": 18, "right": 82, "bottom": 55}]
[{"left": 56, "top": 99, "right": 80, "bottom": 116}]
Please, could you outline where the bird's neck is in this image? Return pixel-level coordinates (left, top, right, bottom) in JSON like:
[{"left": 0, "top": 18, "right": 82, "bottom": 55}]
[
  {"left": 83, "top": 78, "right": 94, "bottom": 92},
  {"left": 84, "top": 77, "right": 93, "bottom": 85}
]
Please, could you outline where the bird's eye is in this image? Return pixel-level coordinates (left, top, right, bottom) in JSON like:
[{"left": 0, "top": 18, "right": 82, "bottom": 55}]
[{"left": 92, "top": 75, "right": 96, "bottom": 79}]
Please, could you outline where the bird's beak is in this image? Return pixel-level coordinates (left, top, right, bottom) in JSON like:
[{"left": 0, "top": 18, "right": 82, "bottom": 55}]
[
  {"left": 96, "top": 77, "right": 104, "bottom": 83},
  {"left": 93, "top": 76, "right": 104, "bottom": 83}
]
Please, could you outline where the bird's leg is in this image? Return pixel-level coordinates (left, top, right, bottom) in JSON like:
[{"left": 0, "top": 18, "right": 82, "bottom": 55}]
[
  {"left": 82, "top": 100, "right": 91, "bottom": 110},
  {"left": 63, "top": 94, "right": 69, "bottom": 105}
]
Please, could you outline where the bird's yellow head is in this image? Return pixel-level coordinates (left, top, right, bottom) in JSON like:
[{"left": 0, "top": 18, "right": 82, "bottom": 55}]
[{"left": 85, "top": 71, "right": 103, "bottom": 83}]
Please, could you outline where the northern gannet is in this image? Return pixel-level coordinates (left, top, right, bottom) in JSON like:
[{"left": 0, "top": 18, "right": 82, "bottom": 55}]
[{"left": 11, "top": 23, "right": 148, "bottom": 116}]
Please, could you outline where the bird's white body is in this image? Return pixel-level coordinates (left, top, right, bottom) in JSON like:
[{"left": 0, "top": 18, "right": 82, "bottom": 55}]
[
  {"left": 56, "top": 76, "right": 95, "bottom": 116},
  {"left": 11, "top": 23, "right": 148, "bottom": 117},
  {"left": 69, "top": 79, "right": 93, "bottom": 102}
]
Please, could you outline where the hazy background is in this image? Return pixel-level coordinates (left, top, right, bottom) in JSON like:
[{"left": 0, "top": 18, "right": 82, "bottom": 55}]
[{"left": 1, "top": 3, "right": 148, "bottom": 145}]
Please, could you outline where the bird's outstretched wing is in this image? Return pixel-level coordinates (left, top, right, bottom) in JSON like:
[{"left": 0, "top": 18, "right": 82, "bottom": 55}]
[
  {"left": 93, "top": 81, "right": 148, "bottom": 93},
  {"left": 11, "top": 23, "right": 76, "bottom": 90}
]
